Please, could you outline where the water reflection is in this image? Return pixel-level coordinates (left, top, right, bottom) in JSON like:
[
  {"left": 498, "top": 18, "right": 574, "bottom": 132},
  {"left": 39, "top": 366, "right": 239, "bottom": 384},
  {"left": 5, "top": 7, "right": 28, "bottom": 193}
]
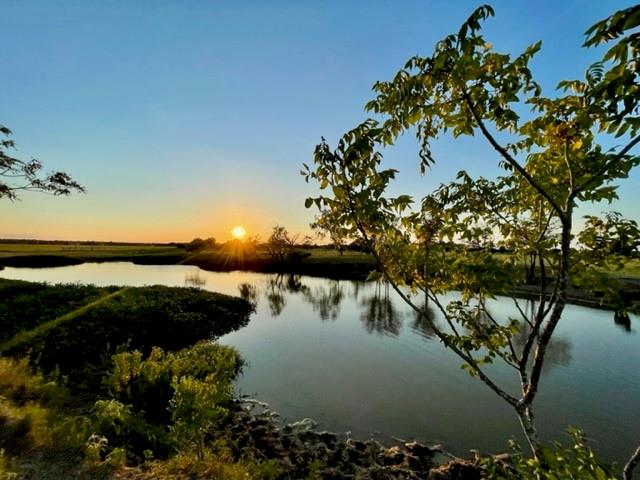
[
  {"left": 511, "top": 306, "right": 573, "bottom": 374},
  {"left": 614, "top": 310, "right": 632, "bottom": 333},
  {"left": 236, "top": 275, "right": 617, "bottom": 372},
  {"left": 266, "top": 289, "right": 286, "bottom": 316},
  {"left": 302, "top": 281, "right": 344, "bottom": 321},
  {"left": 410, "top": 303, "right": 437, "bottom": 340},
  {"left": 238, "top": 283, "right": 258, "bottom": 309},
  {"left": 184, "top": 270, "right": 206, "bottom": 288},
  {"left": 359, "top": 283, "right": 402, "bottom": 336},
  {"left": 263, "top": 274, "right": 309, "bottom": 317}
]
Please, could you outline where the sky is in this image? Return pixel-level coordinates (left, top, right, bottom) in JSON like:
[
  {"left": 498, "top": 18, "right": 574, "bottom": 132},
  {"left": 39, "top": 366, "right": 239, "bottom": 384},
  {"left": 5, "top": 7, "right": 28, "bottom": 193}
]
[{"left": 1, "top": 0, "right": 638, "bottom": 243}]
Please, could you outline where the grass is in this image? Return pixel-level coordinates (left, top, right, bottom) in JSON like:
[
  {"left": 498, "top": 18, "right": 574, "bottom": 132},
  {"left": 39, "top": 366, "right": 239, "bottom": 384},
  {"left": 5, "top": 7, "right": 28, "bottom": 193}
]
[
  {"left": 0, "top": 243, "right": 185, "bottom": 268},
  {"left": 608, "top": 258, "right": 640, "bottom": 277},
  {"left": 0, "top": 280, "right": 253, "bottom": 390},
  {"left": 0, "top": 288, "right": 129, "bottom": 352},
  {"left": 0, "top": 243, "right": 181, "bottom": 258},
  {"left": 0, "top": 279, "right": 120, "bottom": 342}
]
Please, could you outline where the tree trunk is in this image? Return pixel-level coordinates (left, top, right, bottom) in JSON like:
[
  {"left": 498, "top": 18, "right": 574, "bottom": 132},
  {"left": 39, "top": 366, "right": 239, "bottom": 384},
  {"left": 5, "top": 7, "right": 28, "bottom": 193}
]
[
  {"left": 624, "top": 445, "right": 640, "bottom": 480},
  {"left": 516, "top": 403, "right": 540, "bottom": 456}
]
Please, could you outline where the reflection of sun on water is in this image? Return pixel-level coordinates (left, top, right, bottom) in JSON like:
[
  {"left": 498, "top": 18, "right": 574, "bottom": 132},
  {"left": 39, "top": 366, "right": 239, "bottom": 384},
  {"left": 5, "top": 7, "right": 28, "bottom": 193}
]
[{"left": 231, "top": 225, "right": 246, "bottom": 240}]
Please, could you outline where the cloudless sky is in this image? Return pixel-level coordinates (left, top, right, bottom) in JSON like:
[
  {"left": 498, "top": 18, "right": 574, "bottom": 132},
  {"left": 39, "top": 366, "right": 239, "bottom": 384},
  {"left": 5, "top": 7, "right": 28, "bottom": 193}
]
[{"left": 1, "top": 0, "right": 638, "bottom": 242}]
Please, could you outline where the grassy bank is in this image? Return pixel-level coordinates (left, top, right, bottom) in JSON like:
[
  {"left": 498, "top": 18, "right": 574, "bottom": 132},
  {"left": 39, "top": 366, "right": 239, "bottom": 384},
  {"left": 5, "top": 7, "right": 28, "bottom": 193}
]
[{"left": 0, "top": 278, "right": 273, "bottom": 478}]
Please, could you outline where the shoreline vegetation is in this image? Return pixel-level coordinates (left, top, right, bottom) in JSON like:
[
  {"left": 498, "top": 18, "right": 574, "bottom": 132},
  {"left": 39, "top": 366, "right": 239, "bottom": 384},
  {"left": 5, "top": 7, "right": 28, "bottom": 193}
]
[
  {"left": 0, "top": 278, "right": 621, "bottom": 479},
  {"left": 1, "top": 241, "right": 638, "bottom": 312}
]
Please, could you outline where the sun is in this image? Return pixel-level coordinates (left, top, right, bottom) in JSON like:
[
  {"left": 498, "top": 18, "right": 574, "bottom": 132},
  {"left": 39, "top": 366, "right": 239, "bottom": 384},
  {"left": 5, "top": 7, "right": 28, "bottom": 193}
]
[{"left": 231, "top": 225, "right": 246, "bottom": 240}]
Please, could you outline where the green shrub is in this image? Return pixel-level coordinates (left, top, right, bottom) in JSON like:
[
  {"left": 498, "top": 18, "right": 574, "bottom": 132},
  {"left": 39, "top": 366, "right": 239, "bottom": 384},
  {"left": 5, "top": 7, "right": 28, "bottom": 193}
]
[
  {"left": 0, "top": 449, "right": 17, "bottom": 479},
  {"left": 106, "top": 342, "right": 241, "bottom": 423},
  {"left": 170, "top": 375, "right": 229, "bottom": 459},
  {"left": 0, "top": 357, "right": 66, "bottom": 407},
  {"left": 480, "top": 429, "right": 618, "bottom": 479},
  {"left": 93, "top": 342, "right": 241, "bottom": 460},
  {"left": 90, "top": 399, "right": 171, "bottom": 461},
  {"left": 0, "top": 358, "right": 88, "bottom": 455}
]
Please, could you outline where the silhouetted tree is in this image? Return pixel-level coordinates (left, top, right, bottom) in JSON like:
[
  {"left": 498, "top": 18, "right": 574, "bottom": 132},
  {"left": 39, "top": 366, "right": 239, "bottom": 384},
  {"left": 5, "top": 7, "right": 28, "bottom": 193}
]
[
  {"left": 0, "top": 125, "right": 84, "bottom": 200},
  {"left": 185, "top": 237, "right": 216, "bottom": 252},
  {"left": 265, "top": 225, "right": 298, "bottom": 263}
]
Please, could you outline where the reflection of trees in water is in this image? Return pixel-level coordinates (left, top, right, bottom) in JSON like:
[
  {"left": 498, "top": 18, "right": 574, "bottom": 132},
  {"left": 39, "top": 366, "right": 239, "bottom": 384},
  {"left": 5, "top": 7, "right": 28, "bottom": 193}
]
[
  {"left": 266, "top": 290, "right": 286, "bottom": 317},
  {"left": 238, "top": 283, "right": 258, "bottom": 309},
  {"left": 283, "top": 274, "right": 308, "bottom": 294},
  {"left": 260, "top": 274, "right": 316, "bottom": 318},
  {"left": 241, "top": 274, "right": 348, "bottom": 321},
  {"left": 184, "top": 270, "right": 206, "bottom": 288},
  {"left": 614, "top": 310, "right": 632, "bottom": 333},
  {"left": 301, "top": 280, "right": 344, "bottom": 321},
  {"left": 350, "top": 281, "right": 364, "bottom": 302},
  {"left": 265, "top": 275, "right": 285, "bottom": 316},
  {"left": 359, "top": 282, "right": 402, "bottom": 336},
  {"left": 513, "top": 328, "right": 572, "bottom": 374},
  {"left": 511, "top": 301, "right": 573, "bottom": 374},
  {"left": 410, "top": 303, "right": 437, "bottom": 340}
]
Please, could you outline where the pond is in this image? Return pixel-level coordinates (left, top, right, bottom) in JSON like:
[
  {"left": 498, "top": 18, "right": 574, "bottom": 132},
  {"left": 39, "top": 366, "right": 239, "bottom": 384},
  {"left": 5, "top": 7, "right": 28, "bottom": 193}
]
[{"left": 2, "top": 262, "right": 638, "bottom": 462}]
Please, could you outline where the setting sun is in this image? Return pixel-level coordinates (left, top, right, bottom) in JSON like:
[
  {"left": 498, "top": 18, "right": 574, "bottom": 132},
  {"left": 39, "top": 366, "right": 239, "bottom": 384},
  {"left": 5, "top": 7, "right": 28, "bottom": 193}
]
[{"left": 231, "top": 225, "right": 246, "bottom": 240}]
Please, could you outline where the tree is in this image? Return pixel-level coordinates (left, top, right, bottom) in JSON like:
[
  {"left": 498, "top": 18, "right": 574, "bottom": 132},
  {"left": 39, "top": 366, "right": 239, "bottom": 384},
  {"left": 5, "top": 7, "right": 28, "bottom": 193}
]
[
  {"left": 304, "top": 3, "right": 640, "bottom": 470},
  {"left": 185, "top": 237, "right": 216, "bottom": 252},
  {"left": 1, "top": 125, "right": 84, "bottom": 200},
  {"left": 265, "top": 225, "right": 299, "bottom": 263}
]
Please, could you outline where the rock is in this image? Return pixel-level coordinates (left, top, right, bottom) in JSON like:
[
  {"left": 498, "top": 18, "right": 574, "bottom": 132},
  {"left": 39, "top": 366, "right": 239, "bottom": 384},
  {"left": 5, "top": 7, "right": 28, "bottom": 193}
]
[
  {"left": 404, "top": 441, "right": 436, "bottom": 471},
  {"left": 404, "top": 454, "right": 425, "bottom": 472},
  {"left": 318, "top": 430, "right": 337, "bottom": 447},
  {"left": 405, "top": 441, "right": 437, "bottom": 458},
  {"left": 427, "top": 460, "right": 481, "bottom": 480},
  {"left": 380, "top": 446, "right": 405, "bottom": 466}
]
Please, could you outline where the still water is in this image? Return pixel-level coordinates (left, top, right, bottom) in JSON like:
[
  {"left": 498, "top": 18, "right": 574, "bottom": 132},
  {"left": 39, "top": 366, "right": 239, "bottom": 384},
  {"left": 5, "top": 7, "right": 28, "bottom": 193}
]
[{"left": 2, "top": 262, "right": 639, "bottom": 462}]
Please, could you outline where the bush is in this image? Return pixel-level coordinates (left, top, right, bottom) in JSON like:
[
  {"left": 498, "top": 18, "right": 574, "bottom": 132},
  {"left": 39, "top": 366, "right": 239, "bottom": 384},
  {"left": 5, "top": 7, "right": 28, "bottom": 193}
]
[
  {"left": 96, "top": 342, "right": 242, "bottom": 460},
  {"left": 480, "top": 429, "right": 617, "bottom": 479}
]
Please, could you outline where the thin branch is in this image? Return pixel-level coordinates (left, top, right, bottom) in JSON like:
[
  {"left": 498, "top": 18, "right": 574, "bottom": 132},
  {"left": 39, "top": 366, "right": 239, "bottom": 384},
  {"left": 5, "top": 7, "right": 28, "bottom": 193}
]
[
  {"left": 563, "top": 137, "right": 574, "bottom": 194},
  {"left": 481, "top": 300, "right": 520, "bottom": 371},
  {"left": 512, "top": 296, "right": 534, "bottom": 329},
  {"left": 462, "top": 92, "right": 566, "bottom": 220},
  {"left": 623, "top": 445, "right": 640, "bottom": 480},
  {"left": 576, "top": 133, "right": 640, "bottom": 195}
]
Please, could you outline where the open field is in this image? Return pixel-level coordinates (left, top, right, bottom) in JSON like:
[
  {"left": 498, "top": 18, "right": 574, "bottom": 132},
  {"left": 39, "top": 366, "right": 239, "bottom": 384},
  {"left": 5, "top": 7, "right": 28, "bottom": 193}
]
[
  {"left": 0, "top": 242, "right": 182, "bottom": 258},
  {"left": 611, "top": 258, "right": 640, "bottom": 277},
  {"left": 0, "top": 242, "right": 186, "bottom": 268}
]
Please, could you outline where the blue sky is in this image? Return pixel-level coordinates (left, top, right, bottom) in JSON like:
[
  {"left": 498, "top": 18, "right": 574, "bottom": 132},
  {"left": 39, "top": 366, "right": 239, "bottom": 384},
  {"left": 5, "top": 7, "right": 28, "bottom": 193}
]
[{"left": 1, "top": 0, "right": 637, "bottom": 242}]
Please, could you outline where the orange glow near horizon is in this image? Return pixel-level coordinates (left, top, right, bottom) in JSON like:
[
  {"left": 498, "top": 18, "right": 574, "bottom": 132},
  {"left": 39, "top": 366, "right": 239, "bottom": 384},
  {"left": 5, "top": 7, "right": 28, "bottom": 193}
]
[{"left": 231, "top": 225, "right": 247, "bottom": 240}]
